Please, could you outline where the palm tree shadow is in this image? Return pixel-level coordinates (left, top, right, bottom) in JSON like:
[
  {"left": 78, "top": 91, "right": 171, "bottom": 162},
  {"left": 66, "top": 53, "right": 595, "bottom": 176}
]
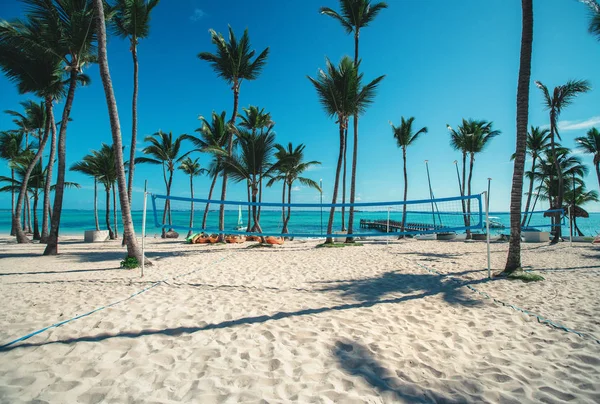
[
  {"left": 316, "top": 271, "right": 487, "bottom": 307},
  {"left": 333, "top": 339, "right": 466, "bottom": 403}
]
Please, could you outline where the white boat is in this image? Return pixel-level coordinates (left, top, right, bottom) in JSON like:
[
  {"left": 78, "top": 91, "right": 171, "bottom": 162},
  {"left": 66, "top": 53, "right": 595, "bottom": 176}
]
[
  {"left": 486, "top": 216, "right": 505, "bottom": 229},
  {"left": 234, "top": 204, "right": 245, "bottom": 231}
]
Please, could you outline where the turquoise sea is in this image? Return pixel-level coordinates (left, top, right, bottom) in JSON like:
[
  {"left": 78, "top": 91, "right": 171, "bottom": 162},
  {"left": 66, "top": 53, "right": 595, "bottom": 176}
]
[{"left": 1, "top": 208, "right": 599, "bottom": 238}]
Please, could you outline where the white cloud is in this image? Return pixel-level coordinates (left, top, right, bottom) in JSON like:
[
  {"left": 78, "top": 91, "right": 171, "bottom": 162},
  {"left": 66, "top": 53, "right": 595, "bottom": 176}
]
[
  {"left": 292, "top": 186, "right": 301, "bottom": 192},
  {"left": 543, "top": 116, "right": 600, "bottom": 132},
  {"left": 190, "top": 8, "right": 206, "bottom": 21}
]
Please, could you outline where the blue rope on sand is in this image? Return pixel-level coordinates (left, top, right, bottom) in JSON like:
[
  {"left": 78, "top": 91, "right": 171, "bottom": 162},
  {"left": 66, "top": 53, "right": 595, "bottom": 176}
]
[
  {"left": 414, "top": 262, "right": 600, "bottom": 345},
  {"left": 0, "top": 253, "right": 234, "bottom": 350}
]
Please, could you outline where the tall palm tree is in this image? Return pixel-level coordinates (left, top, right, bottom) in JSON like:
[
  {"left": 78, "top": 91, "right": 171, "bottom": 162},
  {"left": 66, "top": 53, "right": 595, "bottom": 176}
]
[
  {"left": 390, "top": 116, "right": 428, "bottom": 234},
  {"left": 220, "top": 130, "right": 277, "bottom": 235},
  {"left": 448, "top": 121, "right": 469, "bottom": 233},
  {"left": 575, "top": 127, "right": 600, "bottom": 191},
  {"left": 178, "top": 157, "right": 205, "bottom": 237},
  {"left": 564, "top": 185, "right": 599, "bottom": 236},
  {"left": 0, "top": 17, "right": 69, "bottom": 244},
  {"left": 580, "top": 0, "right": 600, "bottom": 40},
  {"left": 308, "top": 56, "right": 384, "bottom": 243},
  {"left": 268, "top": 143, "right": 321, "bottom": 234},
  {"left": 534, "top": 79, "right": 590, "bottom": 243},
  {"left": 0, "top": 131, "right": 26, "bottom": 236},
  {"left": 518, "top": 126, "right": 550, "bottom": 227},
  {"left": 70, "top": 156, "right": 101, "bottom": 232},
  {"left": 110, "top": 0, "right": 160, "bottom": 228},
  {"left": 320, "top": 0, "right": 387, "bottom": 241},
  {"left": 94, "top": 0, "right": 147, "bottom": 263},
  {"left": 135, "top": 130, "right": 187, "bottom": 237},
  {"left": 238, "top": 106, "right": 274, "bottom": 223},
  {"left": 198, "top": 27, "right": 269, "bottom": 240},
  {"left": 183, "top": 111, "right": 228, "bottom": 230}
]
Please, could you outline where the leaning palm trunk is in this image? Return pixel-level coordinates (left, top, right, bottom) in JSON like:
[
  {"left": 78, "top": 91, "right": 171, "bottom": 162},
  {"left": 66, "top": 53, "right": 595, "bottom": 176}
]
[
  {"left": 25, "top": 197, "right": 32, "bottom": 233},
  {"left": 201, "top": 172, "right": 218, "bottom": 229},
  {"left": 246, "top": 182, "right": 252, "bottom": 231},
  {"left": 550, "top": 135, "right": 562, "bottom": 243},
  {"left": 13, "top": 112, "right": 51, "bottom": 243},
  {"left": 41, "top": 99, "right": 57, "bottom": 243},
  {"left": 521, "top": 156, "right": 537, "bottom": 227},
  {"left": 33, "top": 191, "right": 40, "bottom": 240},
  {"left": 44, "top": 70, "right": 79, "bottom": 255},
  {"left": 282, "top": 181, "right": 292, "bottom": 234},
  {"left": 125, "top": 41, "right": 139, "bottom": 243},
  {"left": 93, "top": 0, "right": 148, "bottom": 264},
  {"left": 504, "top": 0, "right": 533, "bottom": 273},
  {"left": 466, "top": 154, "right": 475, "bottom": 239},
  {"left": 346, "top": 33, "right": 361, "bottom": 243},
  {"left": 400, "top": 147, "right": 408, "bottom": 236},
  {"left": 341, "top": 127, "right": 348, "bottom": 231},
  {"left": 327, "top": 124, "right": 345, "bottom": 244},
  {"left": 10, "top": 168, "right": 15, "bottom": 236},
  {"left": 105, "top": 187, "right": 114, "bottom": 239},
  {"left": 93, "top": 177, "right": 100, "bottom": 230}
]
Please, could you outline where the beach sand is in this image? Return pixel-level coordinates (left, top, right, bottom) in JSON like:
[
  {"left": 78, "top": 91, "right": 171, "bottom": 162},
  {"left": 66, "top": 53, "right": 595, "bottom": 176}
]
[{"left": 0, "top": 236, "right": 599, "bottom": 403}]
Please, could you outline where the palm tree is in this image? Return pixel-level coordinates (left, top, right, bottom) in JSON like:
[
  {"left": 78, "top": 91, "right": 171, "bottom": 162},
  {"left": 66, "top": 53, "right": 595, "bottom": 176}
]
[
  {"left": 580, "top": 0, "right": 600, "bottom": 40},
  {"left": 308, "top": 56, "right": 384, "bottom": 243},
  {"left": 575, "top": 127, "right": 600, "bottom": 191},
  {"left": 515, "top": 126, "right": 550, "bottom": 226},
  {"left": 534, "top": 79, "right": 590, "bottom": 243},
  {"left": 110, "top": 0, "right": 160, "bottom": 227},
  {"left": 183, "top": 111, "right": 228, "bottom": 230},
  {"left": 0, "top": 131, "right": 26, "bottom": 236},
  {"left": 268, "top": 143, "right": 321, "bottom": 234},
  {"left": 0, "top": 17, "right": 69, "bottom": 244},
  {"left": 70, "top": 157, "right": 101, "bottom": 232},
  {"left": 94, "top": 0, "right": 147, "bottom": 263},
  {"left": 390, "top": 117, "right": 428, "bottom": 235},
  {"left": 198, "top": 27, "right": 269, "bottom": 239},
  {"left": 320, "top": 0, "right": 387, "bottom": 240},
  {"left": 135, "top": 130, "right": 187, "bottom": 237},
  {"left": 178, "top": 157, "right": 205, "bottom": 237},
  {"left": 564, "top": 185, "right": 599, "bottom": 236},
  {"left": 220, "top": 130, "right": 277, "bottom": 236}
]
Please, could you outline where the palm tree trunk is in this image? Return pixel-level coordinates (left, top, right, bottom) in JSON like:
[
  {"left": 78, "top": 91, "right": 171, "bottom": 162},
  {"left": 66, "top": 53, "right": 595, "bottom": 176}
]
[
  {"left": 550, "top": 134, "right": 562, "bottom": 243},
  {"left": 466, "top": 153, "right": 475, "bottom": 239},
  {"left": 257, "top": 177, "right": 263, "bottom": 222},
  {"left": 202, "top": 171, "right": 218, "bottom": 229},
  {"left": 106, "top": 187, "right": 114, "bottom": 239},
  {"left": 94, "top": 177, "right": 100, "bottom": 230},
  {"left": 521, "top": 156, "right": 537, "bottom": 227},
  {"left": 33, "top": 191, "right": 40, "bottom": 240},
  {"left": 346, "top": 31, "right": 361, "bottom": 243},
  {"left": 246, "top": 182, "right": 252, "bottom": 232},
  {"left": 504, "top": 0, "right": 533, "bottom": 273},
  {"left": 93, "top": 0, "right": 149, "bottom": 265},
  {"left": 461, "top": 152, "right": 470, "bottom": 237},
  {"left": 188, "top": 174, "right": 194, "bottom": 238},
  {"left": 43, "top": 67, "right": 79, "bottom": 255},
  {"left": 41, "top": 98, "right": 56, "bottom": 243},
  {"left": 327, "top": 123, "right": 345, "bottom": 244},
  {"left": 10, "top": 168, "right": 15, "bottom": 236},
  {"left": 573, "top": 216, "right": 584, "bottom": 237},
  {"left": 400, "top": 147, "right": 408, "bottom": 236},
  {"left": 595, "top": 161, "right": 599, "bottom": 192},
  {"left": 13, "top": 111, "right": 51, "bottom": 244},
  {"left": 251, "top": 184, "right": 263, "bottom": 238},
  {"left": 113, "top": 185, "right": 118, "bottom": 239},
  {"left": 25, "top": 194, "right": 32, "bottom": 233},
  {"left": 167, "top": 172, "right": 173, "bottom": 230},
  {"left": 283, "top": 181, "right": 292, "bottom": 233},
  {"left": 218, "top": 82, "right": 240, "bottom": 241},
  {"left": 126, "top": 41, "right": 139, "bottom": 229},
  {"left": 341, "top": 127, "right": 347, "bottom": 231},
  {"left": 281, "top": 181, "right": 286, "bottom": 224}
]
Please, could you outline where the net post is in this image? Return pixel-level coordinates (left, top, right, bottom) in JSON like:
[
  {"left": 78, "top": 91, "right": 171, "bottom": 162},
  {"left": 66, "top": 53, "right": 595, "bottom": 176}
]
[
  {"left": 141, "top": 180, "right": 147, "bottom": 278},
  {"left": 568, "top": 205, "right": 572, "bottom": 248},
  {"left": 484, "top": 189, "right": 491, "bottom": 279},
  {"left": 387, "top": 207, "right": 390, "bottom": 245}
]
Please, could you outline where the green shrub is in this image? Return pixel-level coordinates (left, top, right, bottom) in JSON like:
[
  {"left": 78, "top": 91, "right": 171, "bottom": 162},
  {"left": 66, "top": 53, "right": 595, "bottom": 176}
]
[{"left": 120, "top": 256, "right": 139, "bottom": 269}]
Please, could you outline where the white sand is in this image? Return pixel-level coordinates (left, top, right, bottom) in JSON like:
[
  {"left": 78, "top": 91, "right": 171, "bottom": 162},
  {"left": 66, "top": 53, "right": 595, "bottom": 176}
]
[{"left": 0, "top": 236, "right": 599, "bottom": 403}]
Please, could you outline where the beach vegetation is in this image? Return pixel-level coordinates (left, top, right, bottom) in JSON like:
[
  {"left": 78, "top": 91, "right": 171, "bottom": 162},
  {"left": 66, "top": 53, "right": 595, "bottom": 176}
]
[
  {"left": 120, "top": 256, "right": 139, "bottom": 269},
  {"left": 575, "top": 127, "right": 600, "bottom": 191}
]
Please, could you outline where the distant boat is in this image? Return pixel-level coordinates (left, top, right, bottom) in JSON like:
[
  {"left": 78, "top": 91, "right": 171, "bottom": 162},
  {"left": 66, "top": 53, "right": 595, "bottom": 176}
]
[
  {"left": 234, "top": 204, "right": 245, "bottom": 231},
  {"left": 486, "top": 216, "right": 505, "bottom": 229}
]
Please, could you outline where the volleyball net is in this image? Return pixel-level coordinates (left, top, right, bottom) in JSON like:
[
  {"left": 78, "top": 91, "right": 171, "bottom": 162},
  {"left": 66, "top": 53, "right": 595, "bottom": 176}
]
[{"left": 149, "top": 193, "right": 485, "bottom": 238}]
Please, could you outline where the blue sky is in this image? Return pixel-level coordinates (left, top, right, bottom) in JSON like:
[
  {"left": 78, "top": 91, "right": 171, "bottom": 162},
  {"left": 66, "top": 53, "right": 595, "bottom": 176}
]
[{"left": 1, "top": 0, "right": 599, "bottom": 212}]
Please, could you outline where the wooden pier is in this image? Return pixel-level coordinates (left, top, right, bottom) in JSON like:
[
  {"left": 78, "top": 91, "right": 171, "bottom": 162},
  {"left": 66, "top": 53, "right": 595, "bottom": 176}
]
[{"left": 359, "top": 219, "right": 448, "bottom": 233}]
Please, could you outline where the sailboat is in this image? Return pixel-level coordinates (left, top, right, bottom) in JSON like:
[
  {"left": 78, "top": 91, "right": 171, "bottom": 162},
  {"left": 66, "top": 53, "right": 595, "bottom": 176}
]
[{"left": 234, "top": 204, "right": 245, "bottom": 230}]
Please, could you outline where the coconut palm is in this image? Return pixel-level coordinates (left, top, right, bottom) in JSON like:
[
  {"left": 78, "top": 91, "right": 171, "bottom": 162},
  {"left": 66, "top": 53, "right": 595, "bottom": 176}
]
[
  {"left": 575, "top": 127, "right": 600, "bottom": 191},
  {"left": 534, "top": 79, "right": 590, "bottom": 243},
  {"left": 517, "top": 126, "right": 551, "bottom": 226},
  {"left": 0, "top": 17, "right": 71, "bottom": 244},
  {"left": 0, "top": 131, "right": 26, "bottom": 235},
  {"left": 580, "top": 0, "right": 600, "bottom": 40},
  {"left": 178, "top": 157, "right": 206, "bottom": 237},
  {"left": 135, "top": 130, "right": 187, "bottom": 237},
  {"left": 320, "top": 0, "right": 387, "bottom": 238},
  {"left": 390, "top": 117, "right": 428, "bottom": 234},
  {"left": 183, "top": 111, "right": 228, "bottom": 230},
  {"left": 268, "top": 143, "right": 321, "bottom": 234},
  {"left": 94, "top": 0, "right": 148, "bottom": 263},
  {"left": 308, "top": 56, "right": 384, "bottom": 243},
  {"left": 564, "top": 185, "right": 599, "bottom": 236},
  {"left": 220, "top": 130, "right": 277, "bottom": 236},
  {"left": 110, "top": 0, "right": 160, "bottom": 221},
  {"left": 69, "top": 158, "right": 101, "bottom": 232},
  {"left": 198, "top": 27, "right": 269, "bottom": 239}
]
